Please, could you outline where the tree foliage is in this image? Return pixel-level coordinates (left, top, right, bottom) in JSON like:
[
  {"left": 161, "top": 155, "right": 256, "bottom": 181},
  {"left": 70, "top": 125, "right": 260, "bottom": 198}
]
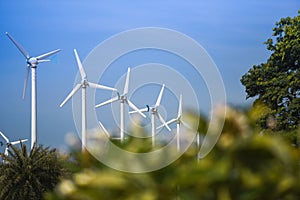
[
  {"left": 241, "top": 11, "right": 300, "bottom": 130},
  {"left": 0, "top": 144, "right": 66, "bottom": 200}
]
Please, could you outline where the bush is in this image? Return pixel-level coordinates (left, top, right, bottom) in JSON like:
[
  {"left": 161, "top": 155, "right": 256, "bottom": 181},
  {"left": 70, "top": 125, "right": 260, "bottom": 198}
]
[{"left": 46, "top": 106, "right": 300, "bottom": 200}]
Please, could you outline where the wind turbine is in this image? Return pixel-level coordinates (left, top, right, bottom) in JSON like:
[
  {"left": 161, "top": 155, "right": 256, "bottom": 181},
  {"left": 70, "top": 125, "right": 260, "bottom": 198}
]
[
  {"left": 60, "top": 49, "right": 117, "bottom": 151},
  {"left": 157, "top": 94, "right": 188, "bottom": 151},
  {"left": 130, "top": 84, "right": 171, "bottom": 147},
  {"left": 0, "top": 131, "right": 28, "bottom": 156},
  {"left": 6, "top": 32, "right": 60, "bottom": 149},
  {"left": 95, "top": 67, "right": 146, "bottom": 143}
]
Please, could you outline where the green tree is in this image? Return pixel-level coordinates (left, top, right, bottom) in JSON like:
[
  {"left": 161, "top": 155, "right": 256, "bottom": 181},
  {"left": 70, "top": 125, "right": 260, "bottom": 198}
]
[
  {"left": 241, "top": 11, "right": 300, "bottom": 130},
  {"left": 0, "top": 143, "right": 66, "bottom": 200}
]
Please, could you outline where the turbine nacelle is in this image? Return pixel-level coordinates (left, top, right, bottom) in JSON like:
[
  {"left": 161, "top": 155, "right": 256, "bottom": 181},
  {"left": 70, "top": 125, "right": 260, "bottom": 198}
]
[
  {"left": 27, "top": 57, "right": 38, "bottom": 66},
  {"left": 120, "top": 94, "right": 126, "bottom": 101},
  {"left": 27, "top": 57, "right": 51, "bottom": 67},
  {"left": 81, "top": 79, "right": 88, "bottom": 87},
  {"left": 150, "top": 106, "right": 157, "bottom": 113}
]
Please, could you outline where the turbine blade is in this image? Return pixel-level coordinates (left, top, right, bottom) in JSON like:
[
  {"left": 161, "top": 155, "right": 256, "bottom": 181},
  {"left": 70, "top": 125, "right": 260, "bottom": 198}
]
[
  {"left": 0, "top": 131, "right": 9, "bottom": 143},
  {"left": 22, "top": 65, "right": 30, "bottom": 99},
  {"left": 157, "top": 112, "right": 171, "bottom": 131},
  {"left": 157, "top": 118, "right": 177, "bottom": 129},
  {"left": 88, "top": 82, "right": 117, "bottom": 91},
  {"left": 98, "top": 121, "right": 110, "bottom": 138},
  {"left": 20, "top": 139, "right": 28, "bottom": 143},
  {"left": 178, "top": 94, "right": 182, "bottom": 118},
  {"left": 37, "top": 59, "right": 50, "bottom": 63},
  {"left": 4, "top": 148, "right": 8, "bottom": 156},
  {"left": 126, "top": 99, "right": 146, "bottom": 118},
  {"left": 60, "top": 84, "right": 82, "bottom": 107},
  {"left": 156, "top": 124, "right": 163, "bottom": 130},
  {"left": 36, "top": 49, "right": 61, "bottom": 60},
  {"left": 6, "top": 32, "right": 29, "bottom": 59},
  {"left": 10, "top": 141, "right": 19, "bottom": 145},
  {"left": 95, "top": 96, "right": 119, "bottom": 108},
  {"left": 123, "top": 67, "right": 130, "bottom": 95},
  {"left": 10, "top": 139, "right": 28, "bottom": 145},
  {"left": 129, "top": 107, "right": 149, "bottom": 114},
  {"left": 155, "top": 84, "right": 165, "bottom": 107},
  {"left": 182, "top": 120, "right": 193, "bottom": 130},
  {"left": 73, "top": 49, "right": 86, "bottom": 80}
]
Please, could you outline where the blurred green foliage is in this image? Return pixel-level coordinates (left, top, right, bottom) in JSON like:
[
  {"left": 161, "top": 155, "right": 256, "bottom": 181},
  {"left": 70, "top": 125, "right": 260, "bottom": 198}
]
[{"left": 46, "top": 106, "right": 300, "bottom": 200}]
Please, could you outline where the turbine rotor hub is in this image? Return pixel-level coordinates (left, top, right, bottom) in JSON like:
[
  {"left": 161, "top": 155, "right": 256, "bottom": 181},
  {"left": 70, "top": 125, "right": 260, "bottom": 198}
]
[
  {"left": 177, "top": 118, "right": 181, "bottom": 124},
  {"left": 151, "top": 107, "right": 156, "bottom": 113},
  {"left": 82, "top": 79, "right": 88, "bottom": 87},
  {"left": 28, "top": 57, "right": 38, "bottom": 66},
  {"left": 120, "top": 95, "right": 126, "bottom": 101}
]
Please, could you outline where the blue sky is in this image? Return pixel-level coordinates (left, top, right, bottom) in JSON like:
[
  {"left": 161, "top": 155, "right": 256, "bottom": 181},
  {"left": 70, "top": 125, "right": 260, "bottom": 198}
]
[{"left": 0, "top": 0, "right": 299, "bottom": 150}]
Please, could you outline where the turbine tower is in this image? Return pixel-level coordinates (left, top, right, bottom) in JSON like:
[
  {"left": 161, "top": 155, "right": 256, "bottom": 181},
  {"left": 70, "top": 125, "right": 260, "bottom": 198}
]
[
  {"left": 0, "top": 131, "right": 28, "bottom": 157},
  {"left": 130, "top": 84, "right": 171, "bottom": 147},
  {"left": 95, "top": 67, "right": 146, "bottom": 143},
  {"left": 6, "top": 32, "right": 60, "bottom": 149},
  {"left": 60, "top": 49, "right": 117, "bottom": 151}
]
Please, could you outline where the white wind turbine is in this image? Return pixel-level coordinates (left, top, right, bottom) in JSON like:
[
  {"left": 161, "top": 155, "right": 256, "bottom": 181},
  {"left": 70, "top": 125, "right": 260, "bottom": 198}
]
[
  {"left": 60, "top": 49, "right": 117, "bottom": 151},
  {"left": 0, "top": 131, "right": 28, "bottom": 157},
  {"left": 6, "top": 32, "right": 60, "bottom": 149},
  {"left": 95, "top": 67, "right": 146, "bottom": 143},
  {"left": 130, "top": 84, "right": 171, "bottom": 147},
  {"left": 156, "top": 94, "right": 190, "bottom": 151}
]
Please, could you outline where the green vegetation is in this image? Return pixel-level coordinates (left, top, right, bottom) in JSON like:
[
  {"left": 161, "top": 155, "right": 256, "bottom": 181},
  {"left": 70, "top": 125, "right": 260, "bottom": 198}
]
[
  {"left": 45, "top": 106, "right": 300, "bottom": 200},
  {"left": 0, "top": 144, "right": 67, "bottom": 200},
  {"left": 241, "top": 11, "right": 300, "bottom": 131}
]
